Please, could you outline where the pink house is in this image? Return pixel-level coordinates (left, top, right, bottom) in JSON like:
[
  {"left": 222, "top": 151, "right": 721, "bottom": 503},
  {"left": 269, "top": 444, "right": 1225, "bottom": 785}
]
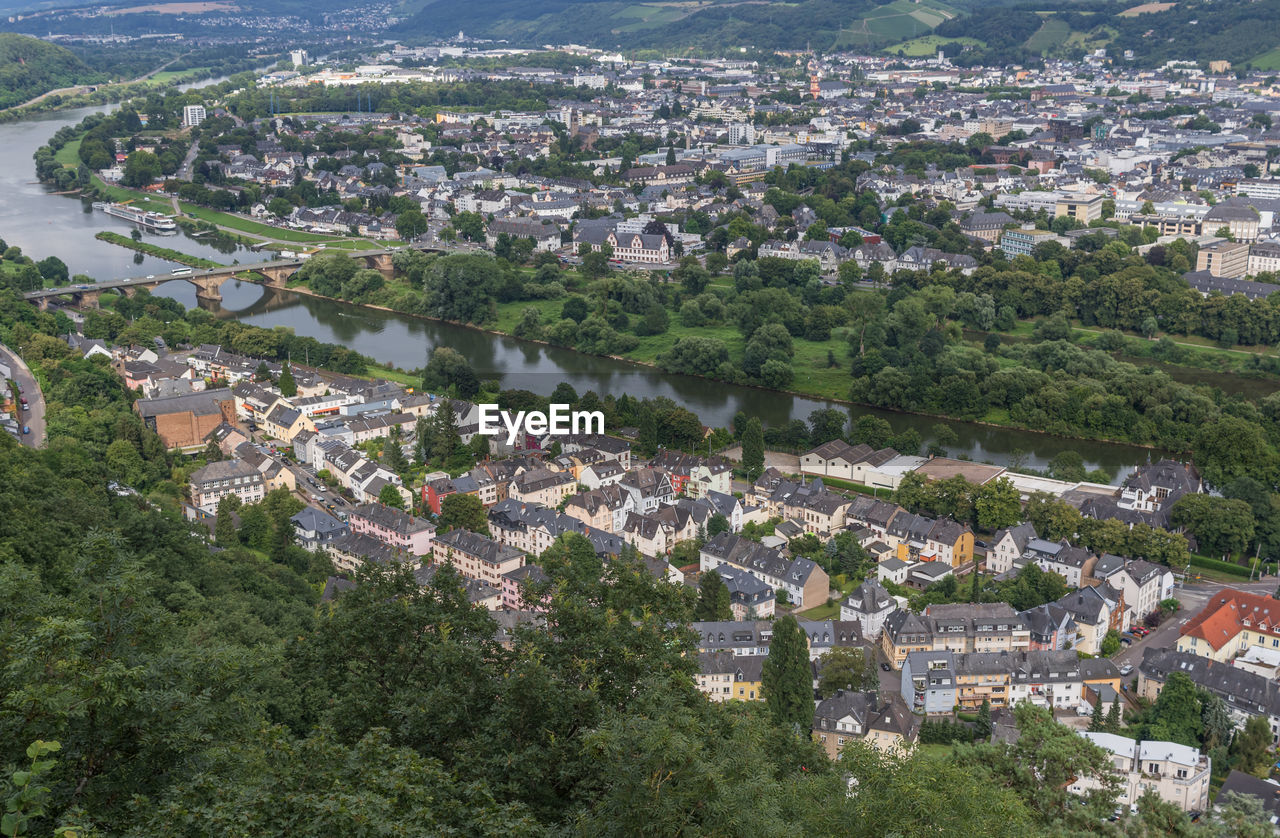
[
  {"left": 500, "top": 564, "right": 551, "bottom": 612},
  {"left": 347, "top": 502, "right": 436, "bottom": 556}
]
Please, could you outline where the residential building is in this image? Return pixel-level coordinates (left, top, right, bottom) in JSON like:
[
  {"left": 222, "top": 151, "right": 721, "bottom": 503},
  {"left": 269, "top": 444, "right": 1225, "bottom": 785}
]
[
  {"left": 432, "top": 528, "right": 526, "bottom": 588},
  {"left": 1215, "top": 770, "right": 1280, "bottom": 825},
  {"left": 509, "top": 467, "right": 576, "bottom": 507},
  {"left": 290, "top": 506, "right": 348, "bottom": 550},
  {"left": 1069, "top": 733, "right": 1210, "bottom": 814},
  {"left": 500, "top": 563, "right": 550, "bottom": 612},
  {"left": 987, "top": 522, "right": 1038, "bottom": 575},
  {"left": 1139, "top": 648, "right": 1280, "bottom": 744},
  {"left": 1177, "top": 588, "right": 1280, "bottom": 663},
  {"left": 714, "top": 566, "right": 776, "bottom": 620},
  {"left": 699, "top": 532, "right": 830, "bottom": 609},
  {"left": 183, "top": 104, "right": 206, "bottom": 127},
  {"left": 1019, "top": 602, "right": 1078, "bottom": 651},
  {"left": 188, "top": 459, "right": 265, "bottom": 512},
  {"left": 880, "top": 603, "right": 1030, "bottom": 666},
  {"left": 840, "top": 578, "right": 899, "bottom": 641},
  {"left": 347, "top": 502, "right": 436, "bottom": 556},
  {"left": 696, "top": 651, "right": 767, "bottom": 702},
  {"left": 902, "top": 648, "right": 1083, "bottom": 713},
  {"left": 1055, "top": 584, "right": 1126, "bottom": 654},
  {"left": 618, "top": 468, "right": 675, "bottom": 514}
]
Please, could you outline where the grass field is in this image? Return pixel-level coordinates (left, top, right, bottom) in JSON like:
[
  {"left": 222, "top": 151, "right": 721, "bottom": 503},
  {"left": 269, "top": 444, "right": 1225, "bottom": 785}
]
[
  {"left": 54, "top": 138, "right": 82, "bottom": 167},
  {"left": 798, "top": 601, "right": 840, "bottom": 620},
  {"left": 1247, "top": 46, "right": 1280, "bottom": 70},
  {"left": 885, "top": 35, "right": 984, "bottom": 56},
  {"left": 1025, "top": 17, "right": 1072, "bottom": 52},
  {"left": 148, "top": 67, "right": 211, "bottom": 83}
]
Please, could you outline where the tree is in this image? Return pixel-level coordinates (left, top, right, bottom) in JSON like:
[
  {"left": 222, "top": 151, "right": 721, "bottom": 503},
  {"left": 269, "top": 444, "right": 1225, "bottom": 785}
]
[
  {"left": 975, "top": 478, "right": 1022, "bottom": 531},
  {"left": 378, "top": 483, "right": 406, "bottom": 509},
  {"left": 740, "top": 417, "right": 764, "bottom": 479},
  {"left": 422, "top": 347, "right": 480, "bottom": 399},
  {"left": 1171, "top": 494, "right": 1255, "bottom": 558},
  {"left": 817, "top": 647, "right": 875, "bottom": 698},
  {"left": 439, "top": 493, "right": 488, "bottom": 535},
  {"left": 761, "top": 616, "right": 813, "bottom": 734},
  {"left": 1138, "top": 672, "right": 1203, "bottom": 747},
  {"left": 1088, "top": 700, "right": 1105, "bottom": 732},
  {"left": 707, "top": 514, "right": 730, "bottom": 537},
  {"left": 395, "top": 208, "right": 428, "bottom": 241},
  {"left": 277, "top": 362, "right": 297, "bottom": 397},
  {"left": 1105, "top": 698, "right": 1122, "bottom": 733},
  {"left": 215, "top": 494, "right": 240, "bottom": 546},
  {"left": 1229, "top": 714, "right": 1273, "bottom": 776},
  {"left": 975, "top": 699, "right": 992, "bottom": 740},
  {"left": 267, "top": 197, "right": 293, "bottom": 218},
  {"left": 121, "top": 150, "right": 161, "bottom": 187},
  {"left": 1099, "top": 629, "right": 1122, "bottom": 657},
  {"left": 694, "top": 570, "right": 732, "bottom": 621}
]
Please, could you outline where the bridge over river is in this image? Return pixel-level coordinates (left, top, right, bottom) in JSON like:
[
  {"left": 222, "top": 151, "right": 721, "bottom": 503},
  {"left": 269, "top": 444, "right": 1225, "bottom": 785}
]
[{"left": 23, "top": 242, "right": 468, "bottom": 309}]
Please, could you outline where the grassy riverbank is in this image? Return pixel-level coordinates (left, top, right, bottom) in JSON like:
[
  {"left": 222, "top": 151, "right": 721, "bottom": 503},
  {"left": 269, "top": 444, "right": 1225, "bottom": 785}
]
[{"left": 94, "top": 230, "right": 224, "bottom": 268}]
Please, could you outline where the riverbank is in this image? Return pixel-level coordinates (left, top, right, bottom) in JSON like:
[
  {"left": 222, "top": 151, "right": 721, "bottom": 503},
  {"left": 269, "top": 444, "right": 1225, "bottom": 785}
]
[
  {"left": 94, "top": 231, "right": 224, "bottom": 269},
  {"left": 270, "top": 276, "right": 1165, "bottom": 458}
]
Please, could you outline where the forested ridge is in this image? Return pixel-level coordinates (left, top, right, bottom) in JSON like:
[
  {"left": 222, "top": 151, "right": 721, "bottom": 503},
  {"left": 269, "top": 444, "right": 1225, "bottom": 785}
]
[{"left": 0, "top": 34, "right": 98, "bottom": 111}]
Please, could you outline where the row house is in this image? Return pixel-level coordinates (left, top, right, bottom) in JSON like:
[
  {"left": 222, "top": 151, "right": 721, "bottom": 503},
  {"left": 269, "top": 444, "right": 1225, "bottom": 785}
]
[
  {"left": 487, "top": 499, "right": 584, "bottom": 556},
  {"left": 509, "top": 467, "right": 577, "bottom": 507},
  {"left": 647, "top": 450, "right": 732, "bottom": 498},
  {"left": 1088, "top": 554, "right": 1174, "bottom": 626},
  {"left": 432, "top": 528, "right": 526, "bottom": 589},
  {"left": 812, "top": 690, "right": 920, "bottom": 758},
  {"left": 902, "top": 648, "right": 1083, "bottom": 713},
  {"left": 698, "top": 532, "right": 829, "bottom": 609},
  {"left": 1022, "top": 537, "right": 1096, "bottom": 588},
  {"left": 756, "top": 239, "right": 847, "bottom": 274},
  {"left": 880, "top": 602, "right": 1031, "bottom": 667},
  {"left": 345, "top": 412, "right": 416, "bottom": 445},
  {"left": 696, "top": 651, "right": 765, "bottom": 703},
  {"left": 562, "top": 485, "right": 634, "bottom": 534},
  {"left": 232, "top": 442, "right": 295, "bottom": 493},
  {"left": 290, "top": 506, "right": 348, "bottom": 551},
  {"left": 500, "top": 564, "right": 550, "bottom": 613},
  {"left": 1139, "top": 648, "right": 1280, "bottom": 745},
  {"left": 347, "top": 502, "right": 436, "bottom": 556},
  {"left": 618, "top": 468, "right": 676, "bottom": 515},
  {"left": 692, "top": 619, "right": 865, "bottom": 662},
  {"left": 558, "top": 434, "right": 632, "bottom": 472}
]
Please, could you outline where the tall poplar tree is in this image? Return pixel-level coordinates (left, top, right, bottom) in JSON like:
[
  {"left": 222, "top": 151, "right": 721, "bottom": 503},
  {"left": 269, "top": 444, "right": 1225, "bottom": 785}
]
[{"left": 762, "top": 615, "right": 813, "bottom": 734}]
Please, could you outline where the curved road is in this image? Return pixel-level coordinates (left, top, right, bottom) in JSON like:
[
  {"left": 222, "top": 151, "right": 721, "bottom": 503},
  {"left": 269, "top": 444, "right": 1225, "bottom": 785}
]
[{"left": 0, "top": 343, "right": 47, "bottom": 448}]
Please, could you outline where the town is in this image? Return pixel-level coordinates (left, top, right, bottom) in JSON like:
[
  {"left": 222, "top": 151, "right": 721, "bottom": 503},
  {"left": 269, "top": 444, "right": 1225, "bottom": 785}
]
[{"left": 8, "top": 22, "right": 1280, "bottom": 837}]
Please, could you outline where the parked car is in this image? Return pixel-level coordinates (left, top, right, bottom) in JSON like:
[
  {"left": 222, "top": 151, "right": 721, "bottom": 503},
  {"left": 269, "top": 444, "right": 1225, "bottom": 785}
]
[
  {"left": 21, "top": 425, "right": 30, "bottom": 435},
  {"left": 880, "top": 662, "right": 891, "bottom": 672},
  {"left": 1119, "top": 637, "right": 1132, "bottom": 645},
  {"left": 1119, "top": 663, "right": 1133, "bottom": 676},
  {"left": 19, "top": 397, "right": 27, "bottom": 405}
]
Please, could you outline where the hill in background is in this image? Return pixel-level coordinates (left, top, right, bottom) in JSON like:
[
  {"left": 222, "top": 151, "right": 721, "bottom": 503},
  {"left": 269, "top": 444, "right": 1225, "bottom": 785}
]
[
  {"left": 0, "top": 32, "right": 98, "bottom": 110},
  {"left": 394, "top": 0, "right": 1280, "bottom": 67}
]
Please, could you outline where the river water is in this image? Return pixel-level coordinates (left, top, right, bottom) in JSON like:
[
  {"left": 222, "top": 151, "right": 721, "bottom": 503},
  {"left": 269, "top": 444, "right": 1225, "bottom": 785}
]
[{"left": 0, "top": 88, "right": 1161, "bottom": 479}]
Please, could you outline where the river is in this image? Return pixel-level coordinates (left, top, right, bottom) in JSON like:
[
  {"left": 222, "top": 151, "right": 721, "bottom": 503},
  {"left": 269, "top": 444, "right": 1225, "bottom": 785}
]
[{"left": 0, "top": 88, "right": 1159, "bottom": 480}]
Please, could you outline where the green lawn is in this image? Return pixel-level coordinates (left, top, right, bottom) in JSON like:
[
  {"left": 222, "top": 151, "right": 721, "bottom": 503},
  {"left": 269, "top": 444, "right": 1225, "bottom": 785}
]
[
  {"left": 799, "top": 601, "right": 840, "bottom": 620},
  {"left": 1246, "top": 46, "right": 1280, "bottom": 70},
  {"left": 54, "top": 138, "right": 82, "bottom": 167}
]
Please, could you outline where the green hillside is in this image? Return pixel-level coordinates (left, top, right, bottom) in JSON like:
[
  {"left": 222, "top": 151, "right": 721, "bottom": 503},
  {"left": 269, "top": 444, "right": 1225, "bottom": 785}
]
[
  {"left": 0, "top": 33, "right": 98, "bottom": 110},
  {"left": 396, "top": 0, "right": 959, "bottom": 51},
  {"left": 398, "top": 0, "right": 1278, "bottom": 66}
]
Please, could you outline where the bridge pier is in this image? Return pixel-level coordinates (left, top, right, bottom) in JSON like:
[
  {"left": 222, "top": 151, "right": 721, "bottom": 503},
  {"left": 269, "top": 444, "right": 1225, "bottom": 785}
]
[
  {"left": 75, "top": 290, "right": 100, "bottom": 309},
  {"left": 255, "top": 265, "right": 296, "bottom": 287},
  {"left": 191, "top": 276, "right": 223, "bottom": 304},
  {"left": 364, "top": 251, "right": 396, "bottom": 281}
]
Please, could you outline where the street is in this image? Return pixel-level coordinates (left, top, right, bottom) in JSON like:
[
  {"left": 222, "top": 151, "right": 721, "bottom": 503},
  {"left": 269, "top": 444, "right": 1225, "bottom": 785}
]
[{"left": 0, "top": 343, "right": 46, "bottom": 448}]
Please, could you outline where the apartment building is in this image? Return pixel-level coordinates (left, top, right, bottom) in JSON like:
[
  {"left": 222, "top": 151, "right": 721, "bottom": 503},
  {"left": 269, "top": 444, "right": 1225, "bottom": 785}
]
[
  {"left": 880, "top": 603, "right": 1030, "bottom": 666},
  {"left": 188, "top": 459, "right": 265, "bottom": 512},
  {"left": 347, "top": 502, "right": 436, "bottom": 556},
  {"left": 699, "top": 532, "right": 830, "bottom": 609},
  {"left": 1069, "top": 733, "right": 1210, "bottom": 814},
  {"left": 1177, "top": 588, "right": 1280, "bottom": 662},
  {"left": 432, "top": 528, "right": 526, "bottom": 588},
  {"left": 1195, "top": 240, "right": 1250, "bottom": 278},
  {"left": 901, "top": 648, "right": 1082, "bottom": 713}
]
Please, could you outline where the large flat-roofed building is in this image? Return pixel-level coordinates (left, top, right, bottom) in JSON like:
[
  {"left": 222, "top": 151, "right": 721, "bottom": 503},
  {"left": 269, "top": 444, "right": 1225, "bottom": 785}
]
[
  {"left": 1195, "top": 240, "right": 1250, "bottom": 278},
  {"left": 1055, "top": 193, "right": 1104, "bottom": 224},
  {"left": 135, "top": 388, "right": 234, "bottom": 449},
  {"left": 1068, "top": 732, "right": 1210, "bottom": 813}
]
